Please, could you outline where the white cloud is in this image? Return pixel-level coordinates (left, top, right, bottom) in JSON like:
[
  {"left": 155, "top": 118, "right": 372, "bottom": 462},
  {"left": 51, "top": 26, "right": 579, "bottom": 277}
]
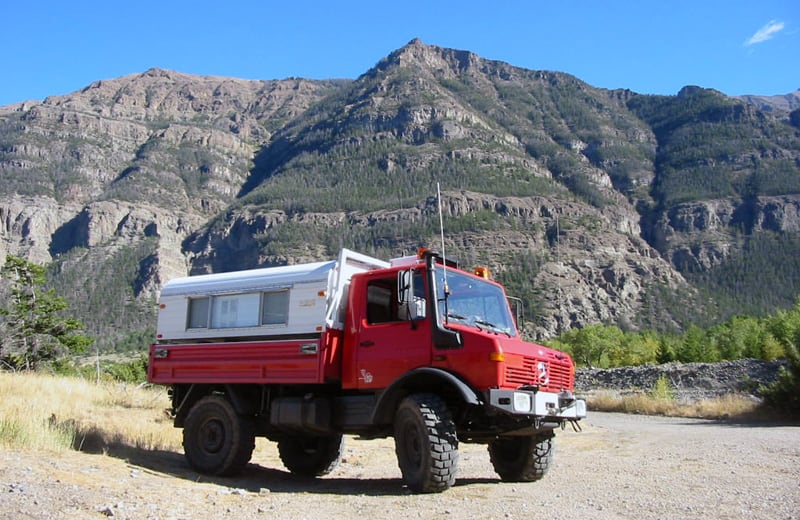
[{"left": 745, "top": 20, "right": 785, "bottom": 46}]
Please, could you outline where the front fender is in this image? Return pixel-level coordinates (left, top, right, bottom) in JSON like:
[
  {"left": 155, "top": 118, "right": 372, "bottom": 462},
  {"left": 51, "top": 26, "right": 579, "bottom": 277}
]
[{"left": 371, "top": 367, "right": 482, "bottom": 425}]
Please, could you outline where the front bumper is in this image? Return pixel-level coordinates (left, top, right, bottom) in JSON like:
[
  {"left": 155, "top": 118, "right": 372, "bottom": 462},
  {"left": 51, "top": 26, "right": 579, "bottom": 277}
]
[{"left": 487, "top": 388, "right": 587, "bottom": 419}]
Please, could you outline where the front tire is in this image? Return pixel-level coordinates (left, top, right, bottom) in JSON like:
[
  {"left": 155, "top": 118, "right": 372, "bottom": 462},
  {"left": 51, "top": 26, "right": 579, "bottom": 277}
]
[
  {"left": 277, "top": 434, "right": 344, "bottom": 477},
  {"left": 183, "top": 396, "right": 255, "bottom": 476},
  {"left": 488, "top": 430, "right": 554, "bottom": 482},
  {"left": 393, "top": 393, "right": 458, "bottom": 493}
]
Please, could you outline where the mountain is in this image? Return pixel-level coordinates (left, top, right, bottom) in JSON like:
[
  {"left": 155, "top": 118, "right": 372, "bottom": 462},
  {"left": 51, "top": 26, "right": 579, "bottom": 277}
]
[
  {"left": 1, "top": 39, "right": 799, "bottom": 349},
  {"left": 736, "top": 89, "right": 800, "bottom": 112}
]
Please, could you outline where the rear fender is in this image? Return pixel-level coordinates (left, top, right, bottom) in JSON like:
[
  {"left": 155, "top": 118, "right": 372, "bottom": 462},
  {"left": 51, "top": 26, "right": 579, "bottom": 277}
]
[
  {"left": 222, "top": 384, "right": 262, "bottom": 416},
  {"left": 172, "top": 384, "right": 205, "bottom": 427},
  {"left": 173, "top": 383, "right": 260, "bottom": 427}
]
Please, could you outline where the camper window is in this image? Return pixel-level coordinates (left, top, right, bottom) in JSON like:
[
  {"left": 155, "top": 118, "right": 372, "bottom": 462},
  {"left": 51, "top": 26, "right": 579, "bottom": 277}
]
[
  {"left": 186, "top": 290, "right": 291, "bottom": 331},
  {"left": 210, "top": 293, "right": 260, "bottom": 329},
  {"left": 261, "top": 290, "right": 290, "bottom": 325},
  {"left": 187, "top": 297, "right": 210, "bottom": 328}
]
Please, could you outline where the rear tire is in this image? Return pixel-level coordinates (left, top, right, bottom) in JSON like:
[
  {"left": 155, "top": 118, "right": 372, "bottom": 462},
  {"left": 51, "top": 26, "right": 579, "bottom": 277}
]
[
  {"left": 488, "top": 430, "right": 554, "bottom": 482},
  {"left": 278, "top": 434, "right": 344, "bottom": 477},
  {"left": 393, "top": 393, "right": 458, "bottom": 493},
  {"left": 183, "top": 396, "right": 255, "bottom": 476}
]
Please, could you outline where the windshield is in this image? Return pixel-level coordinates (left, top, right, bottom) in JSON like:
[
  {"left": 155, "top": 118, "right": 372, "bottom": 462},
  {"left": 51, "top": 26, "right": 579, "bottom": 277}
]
[{"left": 435, "top": 269, "right": 517, "bottom": 337}]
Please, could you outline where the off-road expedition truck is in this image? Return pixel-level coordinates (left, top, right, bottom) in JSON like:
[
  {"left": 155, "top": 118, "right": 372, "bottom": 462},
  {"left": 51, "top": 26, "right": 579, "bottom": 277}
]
[{"left": 148, "top": 248, "right": 585, "bottom": 493}]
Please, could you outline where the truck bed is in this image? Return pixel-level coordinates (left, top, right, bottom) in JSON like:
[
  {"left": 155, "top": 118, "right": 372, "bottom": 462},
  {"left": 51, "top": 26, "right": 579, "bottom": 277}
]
[{"left": 148, "top": 339, "right": 326, "bottom": 385}]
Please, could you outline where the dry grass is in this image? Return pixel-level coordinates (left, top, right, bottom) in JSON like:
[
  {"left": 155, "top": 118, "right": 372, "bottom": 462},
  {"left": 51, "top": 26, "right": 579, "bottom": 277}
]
[
  {"left": 587, "top": 390, "right": 764, "bottom": 420},
  {"left": 0, "top": 371, "right": 181, "bottom": 454},
  {"left": 1, "top": 371, "right": 774, "bottom": 459}
]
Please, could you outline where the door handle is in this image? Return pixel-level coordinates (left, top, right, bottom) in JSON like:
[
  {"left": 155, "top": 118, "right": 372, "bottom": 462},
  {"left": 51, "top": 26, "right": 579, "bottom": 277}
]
[{"left": 360, "top": 340, "right": 375, "bottom": 347}]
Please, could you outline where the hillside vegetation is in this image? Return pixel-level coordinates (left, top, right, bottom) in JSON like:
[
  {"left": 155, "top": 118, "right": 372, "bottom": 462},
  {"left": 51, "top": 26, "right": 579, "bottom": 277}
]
[{"left": 549, "top": 297, "right": 800, "bottom": 368}]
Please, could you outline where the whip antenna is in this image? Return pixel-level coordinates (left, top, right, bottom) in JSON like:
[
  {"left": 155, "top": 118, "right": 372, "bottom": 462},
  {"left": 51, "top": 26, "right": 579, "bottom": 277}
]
[{"left": 437, "top": 182, "right": 449, "bottom": 294}]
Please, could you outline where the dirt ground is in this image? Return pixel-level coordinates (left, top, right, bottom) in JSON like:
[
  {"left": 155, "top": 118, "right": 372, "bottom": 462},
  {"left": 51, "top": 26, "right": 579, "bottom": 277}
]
[{"left": 1, "top": 412, "right": 798, "bottom": 520}]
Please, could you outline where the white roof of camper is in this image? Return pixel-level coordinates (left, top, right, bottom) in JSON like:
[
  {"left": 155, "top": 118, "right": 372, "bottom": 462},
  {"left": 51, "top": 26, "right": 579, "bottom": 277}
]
[{"left": 160, "top": 260, "right": 336, "bottom": 297}]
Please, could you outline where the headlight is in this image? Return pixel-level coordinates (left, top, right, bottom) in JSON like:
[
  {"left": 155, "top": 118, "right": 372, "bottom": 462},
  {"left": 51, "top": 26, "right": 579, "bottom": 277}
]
[{"left": 513, "top": 392, "right": 532, "bottom": 412}]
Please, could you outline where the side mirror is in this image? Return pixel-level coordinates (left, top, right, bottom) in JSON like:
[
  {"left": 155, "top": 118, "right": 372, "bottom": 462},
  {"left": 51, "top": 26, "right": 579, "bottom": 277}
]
[
  {"left": 507, "top": 295, "right": 523, "bottom": 329},
  {"left": 409, "top": 296, "right": 426, "bottom": 320},
  {"left": 398, "top": 269, "right": 411, "bottom": 304},
  {"left": 398, "top": 270, "right": 426, "bottom": 320}
]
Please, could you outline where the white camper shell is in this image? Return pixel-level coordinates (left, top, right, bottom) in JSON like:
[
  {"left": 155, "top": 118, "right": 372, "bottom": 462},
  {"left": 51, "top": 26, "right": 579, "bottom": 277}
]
[{"left": 156, "top": 249, "right": 389, "bottom": 343}]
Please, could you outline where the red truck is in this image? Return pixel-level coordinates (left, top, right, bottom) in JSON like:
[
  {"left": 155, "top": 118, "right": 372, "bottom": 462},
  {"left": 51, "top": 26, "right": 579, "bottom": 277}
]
[{"left": 148, "top": 248, "right": 585, "bottom": 493}]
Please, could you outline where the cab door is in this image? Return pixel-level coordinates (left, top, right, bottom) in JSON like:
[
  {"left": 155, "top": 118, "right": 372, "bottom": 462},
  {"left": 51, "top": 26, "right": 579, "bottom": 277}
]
[{"left": 352, "top": 272, "right": 431, "bottom": 389}]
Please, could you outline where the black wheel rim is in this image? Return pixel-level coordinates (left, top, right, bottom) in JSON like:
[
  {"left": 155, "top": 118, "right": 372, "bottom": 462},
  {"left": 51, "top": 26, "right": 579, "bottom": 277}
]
[
  {"left": 300, "top": 438, "right": 321, "bottom": 455},
  {"left": 401, "top": 422, "right": 424, "bottom": 468},
  {"left": 199, "top": 419, "right": 225, "bottom": 454}
]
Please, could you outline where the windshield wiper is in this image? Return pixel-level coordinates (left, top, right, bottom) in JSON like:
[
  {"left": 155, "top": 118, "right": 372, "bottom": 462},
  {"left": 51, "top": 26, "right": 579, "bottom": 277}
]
[
  {"left": 474, "top": 319, "right": 512, "bottom": 336},
  {"left": 446, "top": 312, "right": 468, "bottom": 322}
]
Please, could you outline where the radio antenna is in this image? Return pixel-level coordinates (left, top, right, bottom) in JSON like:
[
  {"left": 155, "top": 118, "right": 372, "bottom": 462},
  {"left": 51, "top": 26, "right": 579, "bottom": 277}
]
[{"left": 437, "top": 182, "right": 449, "bottom": 295}]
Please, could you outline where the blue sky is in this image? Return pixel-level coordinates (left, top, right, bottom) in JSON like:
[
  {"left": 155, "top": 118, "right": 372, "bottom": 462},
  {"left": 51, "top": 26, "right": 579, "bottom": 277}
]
[{"left": 2, "top": 1, "right": 797, "bottom": 106}]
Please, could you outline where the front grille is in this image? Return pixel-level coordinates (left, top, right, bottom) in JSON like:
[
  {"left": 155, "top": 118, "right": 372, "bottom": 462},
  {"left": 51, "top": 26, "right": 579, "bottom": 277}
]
[{"left": 505, "top": 356, "right": 572, "bottom": 392}]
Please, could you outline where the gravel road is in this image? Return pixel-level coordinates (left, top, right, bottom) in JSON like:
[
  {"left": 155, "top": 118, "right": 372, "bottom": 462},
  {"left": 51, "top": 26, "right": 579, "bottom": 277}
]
[{"left": 1, "top": 412, "right": 798, "bottom": 519}]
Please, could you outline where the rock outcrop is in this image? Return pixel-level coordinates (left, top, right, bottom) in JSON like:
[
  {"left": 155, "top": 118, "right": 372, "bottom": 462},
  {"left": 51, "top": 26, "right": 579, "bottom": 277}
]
[{"left": 576, "top": 359, "right": 786, "bottom": 403}]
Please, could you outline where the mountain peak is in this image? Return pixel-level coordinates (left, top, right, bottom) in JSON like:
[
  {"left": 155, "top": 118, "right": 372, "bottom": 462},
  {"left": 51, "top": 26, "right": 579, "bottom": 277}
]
[
  {"left": 373, "top": 38, "right": 481, "bottom": 80},
  {"left": 142, "top": 67, "right": 178, "bottom": 79}
]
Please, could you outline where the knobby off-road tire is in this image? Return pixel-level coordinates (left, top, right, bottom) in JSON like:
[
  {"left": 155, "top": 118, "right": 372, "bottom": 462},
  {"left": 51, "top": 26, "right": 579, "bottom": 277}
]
[
  {"left": 393, "top": 393, "right": 459, "bottom": 493},
  {"left": 488, "top": 430, "right": 555, "bottom": 482},
  {"left": 277, "top": 434, "right": 344, "bottom": 477},
  {"left": 183, "top": 396, "right": 255, "bottom": 476}
]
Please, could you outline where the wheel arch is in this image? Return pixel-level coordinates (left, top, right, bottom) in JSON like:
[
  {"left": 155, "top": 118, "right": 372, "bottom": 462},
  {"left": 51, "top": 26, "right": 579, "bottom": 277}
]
[
  {"left": 372, "top": 367, "right": 481, "bottom": 425},
  {"left": 173, "top": 383, "right": 260, "bottom": 427}
]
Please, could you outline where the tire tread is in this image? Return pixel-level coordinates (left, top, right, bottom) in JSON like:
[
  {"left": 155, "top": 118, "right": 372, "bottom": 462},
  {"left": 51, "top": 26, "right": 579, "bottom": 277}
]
[
  {"left": 394, "top": 393, "right": 459, "bottom": 493},
  {"left": 488, "top": 430, "right": 554, "bottom": 482}
]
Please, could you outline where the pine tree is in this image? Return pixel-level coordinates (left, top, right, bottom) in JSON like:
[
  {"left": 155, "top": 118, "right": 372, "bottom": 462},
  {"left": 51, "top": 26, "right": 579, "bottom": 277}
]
[{"left": 0, "top": 255, "right": 92, "bottom": 370}]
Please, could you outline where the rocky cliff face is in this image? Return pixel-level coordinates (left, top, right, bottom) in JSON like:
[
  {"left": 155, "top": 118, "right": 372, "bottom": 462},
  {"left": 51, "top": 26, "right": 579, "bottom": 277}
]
[
  {"left": 0, "top": 70, "right": 343, "bottom": 345},
  {"left": 648, "top": 194, "right": 800, "bottom": 271},
  {"left": 0, "top": 197, "right": 82, "bottom": 264},
  {"left": 181, "top": 188, "right": 692, "bottom": 338},
  {"left": 1, "top": 40, "right": 799, "bottom": 347}
]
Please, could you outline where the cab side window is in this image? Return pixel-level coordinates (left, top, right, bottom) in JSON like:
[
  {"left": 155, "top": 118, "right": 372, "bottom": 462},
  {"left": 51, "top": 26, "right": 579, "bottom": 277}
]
[{"left": 366, "top": 278, "right": 397, "bottom": 324}]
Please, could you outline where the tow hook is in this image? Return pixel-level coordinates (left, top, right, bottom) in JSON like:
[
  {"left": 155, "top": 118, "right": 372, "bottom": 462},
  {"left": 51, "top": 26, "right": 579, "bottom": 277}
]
[{"left": 564, "top": 419, "right": 583, "bottom": 432}]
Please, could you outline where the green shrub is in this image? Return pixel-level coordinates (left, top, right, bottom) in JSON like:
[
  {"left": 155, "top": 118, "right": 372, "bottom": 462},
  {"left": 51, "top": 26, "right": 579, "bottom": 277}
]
[
  {"left": 104, "top": 356, "right": 148, "bottom": 384},
  {"left": 760, "top": 340, "right": 800, "bottom": 416},
  {"left": 650, "top": 375, "right": 675, "bottom": 401},
  {"left": 50, "top": 355, "right": 148, "bottom": 384}
]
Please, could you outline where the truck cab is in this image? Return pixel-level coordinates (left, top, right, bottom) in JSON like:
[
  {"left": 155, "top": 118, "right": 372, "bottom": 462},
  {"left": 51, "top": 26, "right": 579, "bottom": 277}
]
[{"left": 342, "top": 250, "right": 584, "bottom": 438}]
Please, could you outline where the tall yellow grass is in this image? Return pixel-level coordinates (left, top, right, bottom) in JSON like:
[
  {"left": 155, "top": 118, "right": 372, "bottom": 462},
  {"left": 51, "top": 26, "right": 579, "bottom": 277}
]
[
  {"left": 587, "top": 390, "right": 762, "bottom": 419},
  {"left": 0, "top": 372, "right": 181, "bottom": 454},
  {"left": 0, "top": 372, "right": 771, "bottom": 456}
]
